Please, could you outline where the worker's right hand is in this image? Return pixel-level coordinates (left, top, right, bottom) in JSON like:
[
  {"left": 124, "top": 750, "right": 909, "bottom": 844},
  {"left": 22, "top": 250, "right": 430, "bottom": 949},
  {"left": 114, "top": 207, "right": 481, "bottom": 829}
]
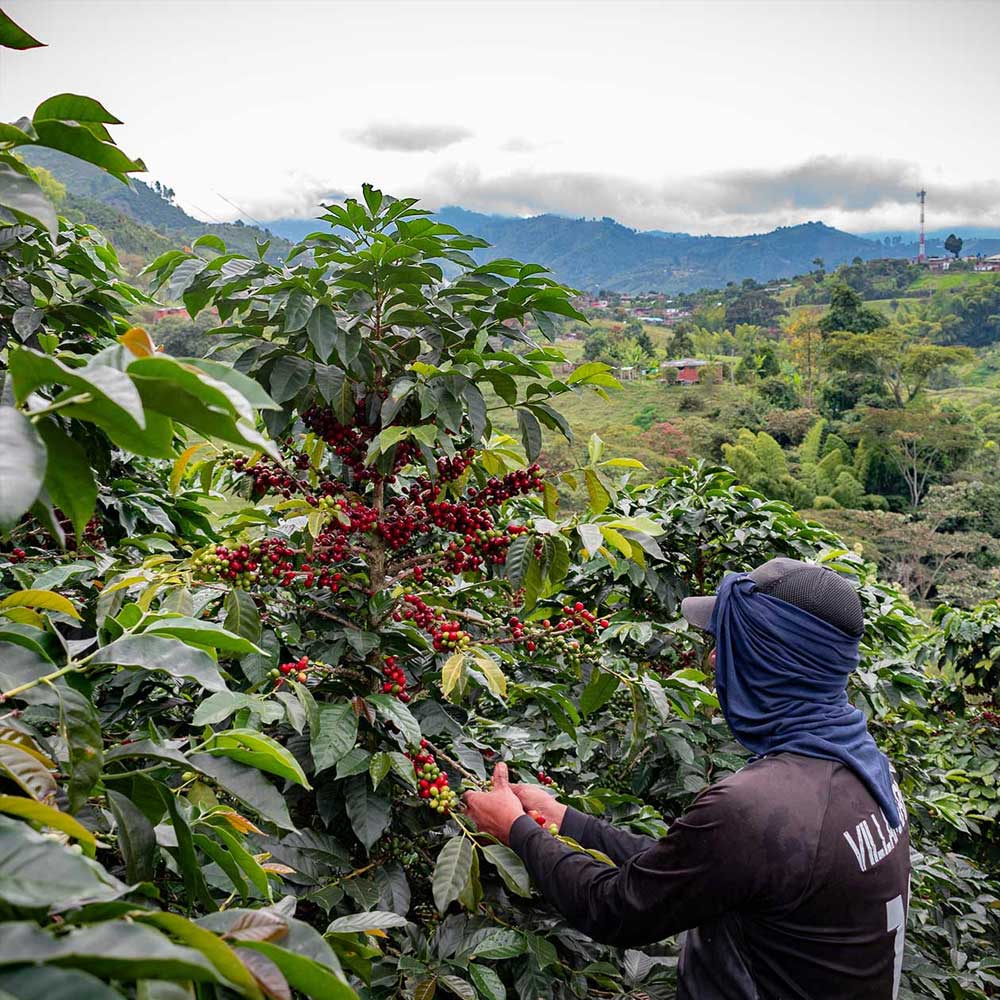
[{"left": 510, "top": 782, "right": 568, "bottom": 832}]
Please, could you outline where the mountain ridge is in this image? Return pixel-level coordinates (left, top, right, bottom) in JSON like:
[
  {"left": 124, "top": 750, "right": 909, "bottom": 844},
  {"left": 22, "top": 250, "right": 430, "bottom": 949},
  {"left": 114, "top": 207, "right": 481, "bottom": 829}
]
[{"left": 24, "top": 148, "right": 1000, "bottom": 291}]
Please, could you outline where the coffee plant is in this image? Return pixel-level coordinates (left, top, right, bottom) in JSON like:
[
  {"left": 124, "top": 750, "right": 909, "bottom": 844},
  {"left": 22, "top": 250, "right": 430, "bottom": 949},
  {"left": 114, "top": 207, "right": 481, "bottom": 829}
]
[{"left": 0, "top": 13, "right": 997, "bottom": 1000}]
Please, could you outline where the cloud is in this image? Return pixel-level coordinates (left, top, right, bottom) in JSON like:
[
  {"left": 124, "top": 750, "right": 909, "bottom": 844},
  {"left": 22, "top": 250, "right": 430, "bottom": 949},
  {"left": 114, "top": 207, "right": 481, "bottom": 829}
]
[
  {"left": 238, "top": 155, "right": 1000, "bottom": 236},
  {"left": 411, "top": 157, "right": 1000, "bottom": 235},
  {"left": 500, "top": 137, "right": 540, "bottom": 154},
  {"left": 345, "top": 123, "right": 473, "bottom": 153}
]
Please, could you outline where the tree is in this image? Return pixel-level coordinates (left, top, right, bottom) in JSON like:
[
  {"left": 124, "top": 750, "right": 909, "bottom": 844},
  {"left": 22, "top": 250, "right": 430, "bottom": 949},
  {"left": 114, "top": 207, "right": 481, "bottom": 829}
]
[
  {"left": 784, "top": 312, "right": 822, "bottom": 408},
  {"left": 944, "top": 233, "right": 964, "bottom": 259},
  {"left": 724, "top": 289, "right": 784, "bottom": 328},
  {"left": 822, "top": 324, "right": 973, "bottom": 406},
  {"left": 818, "top": 283, "right": 886, "bottom": 336},
  {"left": 857, "top": 407, "right": 979, "bottom": 506}
]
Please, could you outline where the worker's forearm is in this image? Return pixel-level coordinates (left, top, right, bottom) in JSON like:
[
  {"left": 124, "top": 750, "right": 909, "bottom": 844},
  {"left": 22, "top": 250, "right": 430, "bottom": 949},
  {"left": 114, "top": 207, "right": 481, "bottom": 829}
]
[
  {"left": 510, "top": 815, "right": 680, "bottom": 947},
  {"left": 560, "top": 807, "right": 658, "bottom": 864}
]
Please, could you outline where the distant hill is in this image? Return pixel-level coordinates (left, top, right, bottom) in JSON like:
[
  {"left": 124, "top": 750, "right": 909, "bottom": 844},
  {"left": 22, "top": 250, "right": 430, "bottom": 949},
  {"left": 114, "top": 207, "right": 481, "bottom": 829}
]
[
  {"left": 21, "top": 148, "right": 292, "bottom": 263},
  {"left": 261, "top": 209, "right": 896, "bottom": 293},
  {"left": 28, "top": 147, "right": 999, "bottom": 292}
]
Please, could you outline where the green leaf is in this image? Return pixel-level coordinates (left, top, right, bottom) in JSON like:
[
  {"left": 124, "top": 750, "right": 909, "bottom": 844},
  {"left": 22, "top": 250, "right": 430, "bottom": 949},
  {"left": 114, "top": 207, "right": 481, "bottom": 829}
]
[
  {"left": 187, "top": 753, "right": 295, "bottom": 831},
  {"left": 159, "top": 786, "right": 216, "bottom": 911},
  {"left": 306, "top": 305, "right": 339, "bottom": 363},
  {"left": 58, "top": 687, "right": 103, "bottom": 813},
  {"left": 0, "top": 795, "right": 97, "bottom": 853},
  {"left": 310, "top": 702, "right": 358, "bottom": 773},
  {"left": 469, "top": 930, "right": 526, "bottom": 960},
  {"left": 0, "top": 743, "right": 56, "bottom": 802},
  {"left": 369, "top": 752, "right": 391, "bottom": 789},
  {"left": 432, "top": 836, "right": 473, "bottom": 913},
  {"left": 584, "top": 469, "right": 611, "bottom": 515},
  {"left": 90, "top": 635, "right": 227, "bottom": 692},
  {"left": 10, "top": 349, "right": 145, "bottom": 430},
  {"left": 283, "top": 290, "right": 315, "bottom": 333},
  {"left": 504, "top": 534, "right": 531, "bottom": 587},
  {"left": 0, "top": 815, "right": 124, "bottom": 909},
  {"left": 469, "top": 964, "right": 506, "bottom": 1000},
  {"left": 180, "top": 359, "right": 280, "bottom": 412},
  {"left": 107, "top": 789, "right": 156, "bottom": 884},
  {"left": 193, "top": 692, "right": 282, "bottom": 728},
  {"left": 516, "top": 409, "right": 542, "bottom": 462},
  {"left": 235, "top": 942, "right": 358, "bottom": 1000},
  {"left": 325, "top": 911, "right": 408, "bottom": 933},
  {"left": 31, "top": 120, "right": 144, "bottom": 180},
  {"left": 580, "top": 670, "right": 620, "bottom": 716},
  {"left": 269, "top": 356, "right": 312, "bottom": 404},
  {"left": 201, "top": 822, "right": 271, "bottom": 899},
  {"left": 0, "top": 10, "right": 45, "bottom": 49},
  {"left": 0, "top": 921, "right": 218, "bottom": 982},
  {"left": 33, "top": 93, "right": 122, "bottom": 123},
  {"left": 481, "top": 843, "right": 531, "bottom": 897},
  {"left": 438, "top": 975, "right": 475, "bottom": 1000},
  {"left": 367, "top": 693, "right": 422, "bottom": 747},
  {"left": 0, "top": 967, "right": 125, "bottom": 1000},
  {"left": 145, "top": 616, "right": 263, "bottom": 655},
  {"left": 205, "top": 729, "right": 310, "bottom": 789},
  {"left": 0, "top": 588, "right": 80, "bottom": 620},
  {"left": 566, "top": 361, "right": 612, "bottom": 385},
  {"left": 34, "top": 420, "right": 97, "bottom": 545},
  {"left": 134, "top": 912, "right": 264, "bottom": 1000},
  {"left": 440, "top": 651, "right": 465, "bottom": 702},
  {"left": 0, "top": 165, "right": 56, "bottom": 235},
  {"left": 0, "top": 408, "right": 46, "bottom": 531},
  {"left": 344, "top": 776, "right": 390, "bottom": 852}
]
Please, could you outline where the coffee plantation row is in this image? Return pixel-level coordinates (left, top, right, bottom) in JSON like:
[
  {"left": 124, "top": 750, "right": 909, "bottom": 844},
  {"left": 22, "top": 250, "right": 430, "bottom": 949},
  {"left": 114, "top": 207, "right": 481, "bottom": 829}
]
[{"left": 0, "top": 21, "right": 998, "bottom": 1000}]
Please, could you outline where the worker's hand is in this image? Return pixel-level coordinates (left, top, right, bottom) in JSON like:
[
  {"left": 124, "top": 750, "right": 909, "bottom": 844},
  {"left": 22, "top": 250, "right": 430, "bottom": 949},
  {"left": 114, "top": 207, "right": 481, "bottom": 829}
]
[
  {"left": 510, "top": 782, "right": 568, "bottom": 832},
  {"left": 462, "top": 763, "right": 526, "bottom": 845}
]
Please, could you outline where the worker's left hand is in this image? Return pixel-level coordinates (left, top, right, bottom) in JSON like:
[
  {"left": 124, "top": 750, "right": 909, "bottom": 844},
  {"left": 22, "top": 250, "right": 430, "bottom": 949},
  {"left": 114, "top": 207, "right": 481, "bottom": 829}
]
[{"left": 462, "top": 762, "right": 525, "bottom": 845}]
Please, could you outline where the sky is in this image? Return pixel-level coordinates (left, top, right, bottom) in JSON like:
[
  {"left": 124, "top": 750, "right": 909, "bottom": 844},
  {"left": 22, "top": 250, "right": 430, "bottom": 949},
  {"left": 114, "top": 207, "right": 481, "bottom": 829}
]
[{"left": 4, "top": 0, "right": 1000, "bottom": 236}]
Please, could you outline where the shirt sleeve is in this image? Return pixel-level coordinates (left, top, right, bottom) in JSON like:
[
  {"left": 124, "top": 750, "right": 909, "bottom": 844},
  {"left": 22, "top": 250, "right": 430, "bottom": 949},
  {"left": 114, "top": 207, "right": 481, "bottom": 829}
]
[
  {"left": 559, "top": 807, "right": 658, "bottom": 864},
  {"left": 509, "top": 783, "right": 765, "bottom": 947}
]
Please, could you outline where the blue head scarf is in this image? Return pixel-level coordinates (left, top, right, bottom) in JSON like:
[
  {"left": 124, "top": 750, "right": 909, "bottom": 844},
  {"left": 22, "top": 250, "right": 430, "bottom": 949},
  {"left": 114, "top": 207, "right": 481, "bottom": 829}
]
[{"left": 709, "top": 572, "right": 901, "bottom": 828}]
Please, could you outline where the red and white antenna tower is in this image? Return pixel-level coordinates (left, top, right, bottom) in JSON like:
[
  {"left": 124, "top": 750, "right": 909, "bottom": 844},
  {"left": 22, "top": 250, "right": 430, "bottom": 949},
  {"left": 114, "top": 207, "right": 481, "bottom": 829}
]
[{"left": 916, "top": 189, "right": 927, "bottom": 263}]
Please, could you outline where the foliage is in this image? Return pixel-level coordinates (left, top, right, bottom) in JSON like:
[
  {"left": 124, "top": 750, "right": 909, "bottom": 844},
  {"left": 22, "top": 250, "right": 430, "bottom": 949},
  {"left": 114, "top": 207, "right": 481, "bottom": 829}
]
[{"left": 0, "top": 16, "right": 998, "bottom": 997}]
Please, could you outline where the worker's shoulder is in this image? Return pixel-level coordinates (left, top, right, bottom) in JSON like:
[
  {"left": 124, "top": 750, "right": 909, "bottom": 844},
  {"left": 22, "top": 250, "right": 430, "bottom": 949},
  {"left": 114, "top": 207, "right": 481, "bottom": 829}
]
[{"left": 692, "top": 753, "right": 836, "bottom": 822}]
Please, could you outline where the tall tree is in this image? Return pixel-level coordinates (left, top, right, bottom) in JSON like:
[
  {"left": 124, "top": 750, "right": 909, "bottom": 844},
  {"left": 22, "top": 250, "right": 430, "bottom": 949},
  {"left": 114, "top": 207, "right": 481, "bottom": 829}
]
[
  {"left": 944, "top": 233, "right": 964, "bottom": 259},
  {"left": 818, "top": 283, "right": 886, "bottom": 336}
]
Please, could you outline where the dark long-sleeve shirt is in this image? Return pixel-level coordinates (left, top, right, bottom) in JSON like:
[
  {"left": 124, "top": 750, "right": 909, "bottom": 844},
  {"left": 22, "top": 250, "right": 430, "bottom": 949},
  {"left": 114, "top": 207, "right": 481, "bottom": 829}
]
[{"left": 510, "top": 752, "right": 910, "bottom": 1000}]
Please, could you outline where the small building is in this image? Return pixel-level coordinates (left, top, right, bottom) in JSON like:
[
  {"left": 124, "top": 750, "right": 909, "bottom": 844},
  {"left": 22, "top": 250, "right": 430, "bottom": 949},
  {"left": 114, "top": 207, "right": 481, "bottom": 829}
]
[
  {"left": 661, "top": 358, "right": 709, "bottom": 384},
  {"left": 918, "top": 256, "right": 951, "bottom": 271},
  {"left": 975, "top": 254, "right": 1000, "bottom": 272}
]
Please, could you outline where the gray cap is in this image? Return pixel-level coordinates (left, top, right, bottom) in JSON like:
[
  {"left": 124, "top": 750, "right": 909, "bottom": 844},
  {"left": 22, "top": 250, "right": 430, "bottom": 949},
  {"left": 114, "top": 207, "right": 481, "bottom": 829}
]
[{"left": 680, "top": 557, "right": 864, "bottom": 637}]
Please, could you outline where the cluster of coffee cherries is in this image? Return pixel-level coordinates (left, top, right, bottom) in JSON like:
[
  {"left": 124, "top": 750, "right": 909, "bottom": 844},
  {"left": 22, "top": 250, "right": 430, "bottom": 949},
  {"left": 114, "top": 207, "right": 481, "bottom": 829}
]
[
  {"left": 467, "top": 464, "right": 544, "bottom": 506},
  {"left": 430, "top": 619, "right": 472, "bottom": 653},
  {"left": 381, "top": 655, "right": 410, "bottom": 702},
  {"left": 408, "top": 741, "right": 458, "bottom": 814},
  {"left": 231, "top": 454, "right": 303, "bottom": 498},
  {"left": 6, "top": 548, "right": 26, "bottom": 564},
  {"left": 537, "top": 769, "right": 554, "bottom": 786},
  {"left": 979, "top": 707, "right": 999, "bottom": 727},
  {"left": 393, "top": 593, "right": 439, "bottom": 628},
  {"left": 508, "top": 603, "right": 610, "bottom": 662},
  {"left": 303, "top": 401, "right": 422, "bottom": 485},
  {"left": 269, "top": 655, "right": 311, "bottom": 688},
  {"left": 193, "top": 538, "right": 298, "bottom": 588}
]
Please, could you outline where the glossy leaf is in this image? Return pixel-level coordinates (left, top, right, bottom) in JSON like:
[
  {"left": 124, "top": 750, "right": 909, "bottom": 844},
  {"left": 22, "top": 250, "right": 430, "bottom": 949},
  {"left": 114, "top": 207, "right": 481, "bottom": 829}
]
[
  {"left": 90, "top": 635, "right": 227, "bottom": 691},
  {"left": 0, "top": 408, "right": 47, "bottom": 532},
  {"left": 59, "top": 687, "right": 103, "bottom": 812},
  {"left": 432, "top": 836, "right": 473, "bottom": 913},
  {"left": 205, "top": 729, "right": 310, "bottom": 788}
]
